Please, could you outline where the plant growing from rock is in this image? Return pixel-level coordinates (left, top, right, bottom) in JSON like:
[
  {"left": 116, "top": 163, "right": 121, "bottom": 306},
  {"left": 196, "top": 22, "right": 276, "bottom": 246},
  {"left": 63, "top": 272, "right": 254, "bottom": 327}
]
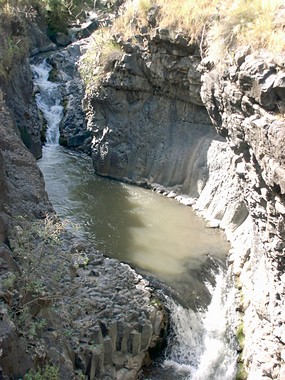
[
  {"left": 79, "top": 27, "right": 123, "bottom": 92},
  {"left": 97, "top": 0, "right": 285, "bottom": 63},
  {"left": 24, "top": 364, "right": 59, "bottom": 380},
  {"left": 7, "top": 215, "right": 69, "bottom": 339}
]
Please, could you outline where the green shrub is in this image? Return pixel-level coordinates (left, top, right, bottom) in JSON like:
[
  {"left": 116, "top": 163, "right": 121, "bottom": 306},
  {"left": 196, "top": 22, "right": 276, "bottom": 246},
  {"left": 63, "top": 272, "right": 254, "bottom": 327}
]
[
  {"left": 24, "top": 365, "right": 59, "bottom": 380},
  {"left": 8, "top": 216, "right": 66, "bottom": 317}
]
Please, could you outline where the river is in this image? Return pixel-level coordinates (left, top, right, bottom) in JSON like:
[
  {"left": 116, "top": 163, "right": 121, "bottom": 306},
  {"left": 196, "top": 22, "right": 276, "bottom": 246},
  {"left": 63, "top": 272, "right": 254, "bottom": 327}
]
[{"left": 32, "top": 59, "right": 237, "bottom": 379}]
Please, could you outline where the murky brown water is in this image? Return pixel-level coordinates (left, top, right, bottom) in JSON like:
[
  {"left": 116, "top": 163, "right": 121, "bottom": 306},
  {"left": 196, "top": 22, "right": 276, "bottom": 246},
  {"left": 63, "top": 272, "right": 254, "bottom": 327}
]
[
  {"left": 34, "top": 59, "right": 236, "bottom": 380},
  {"left": 38, "top": 145, "right": 230, "bottom": 307}
]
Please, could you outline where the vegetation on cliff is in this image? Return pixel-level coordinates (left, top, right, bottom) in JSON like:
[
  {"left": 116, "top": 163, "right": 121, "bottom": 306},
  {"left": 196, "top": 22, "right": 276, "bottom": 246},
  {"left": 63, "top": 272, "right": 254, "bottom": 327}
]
[
  {"left": 0, "top": 0, "right": 33, "bottom": 78},
  {"left": 4, "top": 216, "right": 69, "bottom": 376},
  {"left": 117, "top": 0, "right": 285, "bottom": 56},
  {"left": 79, "top": 0, "right": 285, "bottom": 88},
  {"left": 0, "top": 0, "right": 117, "bottom": 79},
  {"left": 79, "top": 27, "right": 123, "bottom": 93}
]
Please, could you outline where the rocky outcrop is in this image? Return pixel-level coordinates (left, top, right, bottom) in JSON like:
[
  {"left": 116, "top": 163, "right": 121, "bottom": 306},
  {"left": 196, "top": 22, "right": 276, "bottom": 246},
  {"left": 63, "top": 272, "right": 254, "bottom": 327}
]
[
  {"left": 200, "top": 51, "right": 285, "bottom": 379},
  {"left": 0, "top": 72, "right": 167, "bottom": 380},
  {"left": 0, "top": 98, "right": 52, "bottom": 377},
  {"left": 81, "top": 15, "right": 285, "bottom": 378},
  {"left": 0, "top": 9, "right": 167, "bottom": 379},
  {"left": 65, "top": 247, "right": 166, "bottom": 380},
  {"left": 0, "top": 6, "right": 54, "bottom": 159},
  {"left": 47, "top": 40, "right": 92, "bottom": 153},
  {"left": 83, "top": 30, "right": 226, "bottom": 199},
  {"left": 0, "top": 100, "right": 52, "bottom": 223},
  {"left": 2, "top": 2, "right": 285, "bottom": 377}
]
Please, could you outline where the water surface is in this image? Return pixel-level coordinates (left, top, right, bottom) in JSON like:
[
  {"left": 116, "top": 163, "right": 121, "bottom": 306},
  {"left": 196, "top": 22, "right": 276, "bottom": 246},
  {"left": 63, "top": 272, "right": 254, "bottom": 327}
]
[
  {"left": 38, "top": 145, "right": 229, "bottom": 307},
  {"left": 34, "top": 59, "right": 236, "bottom": 379}
]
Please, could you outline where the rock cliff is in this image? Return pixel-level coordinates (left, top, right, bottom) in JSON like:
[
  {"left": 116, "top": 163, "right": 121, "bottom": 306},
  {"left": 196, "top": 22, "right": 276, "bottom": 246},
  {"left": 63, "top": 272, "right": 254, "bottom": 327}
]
[
  {"left": 83, "top": 29, "right": 225, "bottom": 198},
  {"left": 200, "top": 51, "right": 285, "bottom": 379},
  {"left": 0, "top": 7, "right": 167, "bottom": 380},
  {"left": 0, "top": 5, "right": 54, "bottom": 159},
  {"left": 81, "top": 14, "right": 285, "bottom": 380},
  {"left": 1, "top": 1, "right": 285, "bottom": 378}
]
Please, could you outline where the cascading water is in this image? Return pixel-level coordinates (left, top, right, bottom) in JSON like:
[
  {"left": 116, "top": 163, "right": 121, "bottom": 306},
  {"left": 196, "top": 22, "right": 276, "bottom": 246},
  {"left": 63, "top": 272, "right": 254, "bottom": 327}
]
[
  {"left": 162, "top": 271, "right": 237, "bottom": 380},
  {"left": 31, "top": 59, "right": 237, "bottom": 379},
  {"left": 31, "top": 60, "right": 63, "bottom": 144},
  {"left": 143, "top": 269, "right": 237, "bottom": 380}
]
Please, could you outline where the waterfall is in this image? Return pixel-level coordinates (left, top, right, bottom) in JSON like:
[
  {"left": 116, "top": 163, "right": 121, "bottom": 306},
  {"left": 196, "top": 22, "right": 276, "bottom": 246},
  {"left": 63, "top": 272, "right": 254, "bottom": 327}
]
[
  {"left": 31, "top": 59, "right": 237, "bottom": 380},
  {"left": 161, "top": 270, "right": 237, "bottom": 380},
  {"left": 31, "top": 60, "right": 63, "bottom": 145}
]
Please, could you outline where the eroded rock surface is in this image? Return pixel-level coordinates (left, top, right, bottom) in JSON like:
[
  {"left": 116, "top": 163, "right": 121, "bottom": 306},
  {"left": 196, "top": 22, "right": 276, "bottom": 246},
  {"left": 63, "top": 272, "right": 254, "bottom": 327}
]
[
  {"left": 2, "top": 2, "right": 285, "bottom": 378},
  {"left": 200, "top": 51, "right": 285, "bottom": 379},
  {"left": 0, "top": 13, "right": 167, "bottom": 380},
  {"left": 64, "top": 246, "right": 166, "bottom": 380},
  {"left": 82, "top": 20, "right": 285, "bottom": 378},
  {"left": 0, "top": 7, "right": 53, "bottom": 159},
  {"left": 47, "top": 40, "right": 92, "bottom": 153},
  {"left": 83, "top": 30, "right": 227, "bottom": 201}
]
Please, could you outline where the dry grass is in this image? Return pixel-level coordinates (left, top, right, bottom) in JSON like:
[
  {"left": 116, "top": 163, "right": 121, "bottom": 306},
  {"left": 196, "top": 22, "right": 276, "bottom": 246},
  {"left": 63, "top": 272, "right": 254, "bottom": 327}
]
[
  {"left": 111, "top": 0, "right": 285, "bottom": 59},
  {"left": 80, "top": 0, "right": 285, "bottom": 87},
  {"left": 207, "top": 0, "right": 285, "bottom": 61},
  {"left": 79, "top": 28, "right": 123, "bottom": 92},
  {"left": 155, "top": 0, "right": 220, "bottom": 39},
  {"left": 113, "top": 0, "right": 152, "bottom": 39}
]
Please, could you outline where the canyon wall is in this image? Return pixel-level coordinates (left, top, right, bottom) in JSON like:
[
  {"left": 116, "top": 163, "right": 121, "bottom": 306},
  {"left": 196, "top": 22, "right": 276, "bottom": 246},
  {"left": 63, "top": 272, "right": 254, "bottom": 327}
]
[
  {"left": 201, "top": 51, "right": 285, "bottom": 379},
  {"left": 81, "top": 21, "right": 285, "bottom": 379},
  {"left": 0, "top": 9, "right": 167, "bottom": 380},
  {"left": 1, "top": 2, "right": 285, "bottom": 378},
  {"left": 0, "top": 7, "right": 55, "bottom": 159},
  {"left": 83, "top": 30, "right": 224, "bottom": 198}
]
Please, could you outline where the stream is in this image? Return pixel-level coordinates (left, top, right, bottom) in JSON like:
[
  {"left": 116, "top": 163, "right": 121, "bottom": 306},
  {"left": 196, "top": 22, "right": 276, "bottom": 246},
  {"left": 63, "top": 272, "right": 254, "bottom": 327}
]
[{"left": 31, "top": 59, "right": 237, "bottom": 379}]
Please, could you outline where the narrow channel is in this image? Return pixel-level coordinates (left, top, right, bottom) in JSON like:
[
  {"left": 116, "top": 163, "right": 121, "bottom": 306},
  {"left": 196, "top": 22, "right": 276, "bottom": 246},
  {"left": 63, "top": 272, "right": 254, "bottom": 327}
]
[{"left": 32, "top": 59, "right": 237, "bottom": 379}]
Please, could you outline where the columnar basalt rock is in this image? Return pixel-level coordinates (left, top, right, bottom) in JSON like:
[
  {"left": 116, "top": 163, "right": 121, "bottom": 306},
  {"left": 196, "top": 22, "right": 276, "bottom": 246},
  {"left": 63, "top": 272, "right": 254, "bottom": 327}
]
[
  {"left": 2, "top": 3, "right": 285, "bottom": 377},
  {"left": 82, "top": 21, "right": 285, "bottom": 377},
  {"left": 0, "top": 14, "right": 167, "bottom": 380},
  {"left": 83, "top": 31, "right": 227, "bottom": 200},
  {"left": 66, "top": 250, "right": 167, "bottom": 380},
  {"left": 0, "top": 93, "right": 167, "bottom": 379}
]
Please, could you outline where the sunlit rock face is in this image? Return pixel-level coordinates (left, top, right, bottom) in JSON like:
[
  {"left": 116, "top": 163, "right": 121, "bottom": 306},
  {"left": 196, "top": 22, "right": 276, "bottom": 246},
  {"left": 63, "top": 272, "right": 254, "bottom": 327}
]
[
  {"left": 83, "top": 23, "right": 285, "bottom": 377},
  {"left": 84, "top": 31, "right": 227, "bottom": 198},
  {"left": 200, "top": 51, "right": 285, "bottom": 379}
]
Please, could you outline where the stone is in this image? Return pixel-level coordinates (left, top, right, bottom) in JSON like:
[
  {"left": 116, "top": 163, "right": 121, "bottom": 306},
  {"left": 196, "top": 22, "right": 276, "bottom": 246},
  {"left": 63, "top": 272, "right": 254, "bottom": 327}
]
[
  {"left": 0, "top": 309, "right": 33, "bottom": 377},
  {"left": 48, "top": 41, "right": 92, "bottom": 154},
  {"left": 90, "top": 347, "right": 104, "bottom": 379},
  {"left": 206, "top": 219, "right": 220, "bottom": 228},
  {"left": 235, "top": 46, "right": 251, "bottom": 68},
  {"left": 131, "top": 331, "right": 141, "bottom": 355},
  {"left": 103, "top": 337, "right": 113, "bottom": 364},
  {"left": 140, "top": 323, "right": 153, "bottom": 351},
  {"left": 200, "top": 49, "right": 285, "bottom": 380},
  {"left": 4, "top": 5, "right": 285, "bottom": 379},
  {"left": 0, "top": 10, "right": 168, "bottom": 380},
  {"left": 274, "top": 72, "right": 285, "bottom": 101},
  {"left": 54, "top": 32, "right": 71, "bottom": 47}
]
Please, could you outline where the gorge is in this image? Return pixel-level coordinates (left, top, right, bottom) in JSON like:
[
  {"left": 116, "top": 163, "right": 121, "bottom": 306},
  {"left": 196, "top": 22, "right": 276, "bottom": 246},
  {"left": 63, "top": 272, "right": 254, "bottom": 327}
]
[
  {"left": 33, "top": 52, "right": 235, "bottom": 379},
  {"left": 0, "top": 0, "right": 285, "bottom": 379}
]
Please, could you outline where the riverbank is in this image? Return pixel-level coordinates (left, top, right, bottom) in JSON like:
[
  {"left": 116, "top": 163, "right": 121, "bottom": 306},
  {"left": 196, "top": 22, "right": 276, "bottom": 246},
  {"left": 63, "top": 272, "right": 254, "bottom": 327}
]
[
  {"left": 1, "top": 0, "right": 285, "bottom": 378},
  {"left": 0, "top": 5, "right": 168, "bottom": 379}
]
